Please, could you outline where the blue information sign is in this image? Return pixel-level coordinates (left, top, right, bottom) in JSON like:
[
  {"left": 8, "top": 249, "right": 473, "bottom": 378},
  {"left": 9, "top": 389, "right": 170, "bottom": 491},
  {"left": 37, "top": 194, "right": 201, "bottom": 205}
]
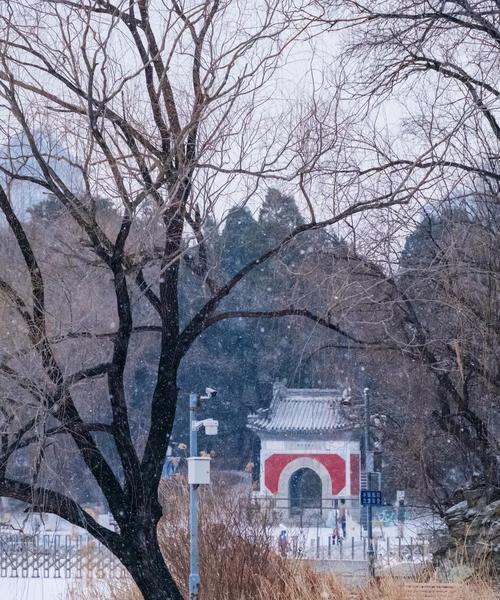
[{"left": 360, "top": 490, "right": 382, "bottom": 506}]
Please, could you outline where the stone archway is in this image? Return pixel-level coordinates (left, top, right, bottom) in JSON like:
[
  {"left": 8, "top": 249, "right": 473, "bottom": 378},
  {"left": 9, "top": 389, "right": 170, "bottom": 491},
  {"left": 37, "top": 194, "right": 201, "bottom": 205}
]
[
  {"left": 276, "top": 456, "right": 334, "bottom": 516},
  {"left": 289, "top": 467, "right": 322, "bottom": 513}
]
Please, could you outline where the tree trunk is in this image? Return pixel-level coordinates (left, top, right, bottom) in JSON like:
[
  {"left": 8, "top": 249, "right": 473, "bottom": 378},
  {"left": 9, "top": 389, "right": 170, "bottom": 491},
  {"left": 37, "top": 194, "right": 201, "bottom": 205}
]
[{"left": 119, "top": 531, "right": 183, "bottom": 600}]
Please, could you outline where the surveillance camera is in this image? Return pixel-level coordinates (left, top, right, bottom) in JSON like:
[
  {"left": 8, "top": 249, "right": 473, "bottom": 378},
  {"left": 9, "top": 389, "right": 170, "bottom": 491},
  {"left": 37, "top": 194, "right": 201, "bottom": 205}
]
[{"left": 199, "top": 387, "right": 217, "bottom": 402}]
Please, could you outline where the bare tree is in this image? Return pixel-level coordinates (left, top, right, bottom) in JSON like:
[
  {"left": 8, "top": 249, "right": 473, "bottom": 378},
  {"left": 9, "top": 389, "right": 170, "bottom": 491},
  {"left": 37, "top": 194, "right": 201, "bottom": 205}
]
[
  {"left": 296, "top": 202, "right": 499, "bottom": 503},
  {"left": 0, "top": 2, "right": 425, "bottom": 598},
  {"left": 293, "top": 0, "right": 500, "bottom": 491},
  {"left": 319, "top": 0, "right": 500, "bottom": 197}
]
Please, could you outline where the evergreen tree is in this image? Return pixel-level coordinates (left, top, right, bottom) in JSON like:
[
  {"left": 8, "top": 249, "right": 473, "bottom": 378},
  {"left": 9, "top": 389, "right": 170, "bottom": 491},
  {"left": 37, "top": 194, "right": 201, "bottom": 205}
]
[
  {"left": 220, "top": 206, "right": 264, "bottom": 276},
  {"left": 27, "top": 194, "right": 116, "bottom": 222},
  {"left": 401, "top": 204, "right": 472, "bottom": 267},
  {"left": 27, "top": 194, "right": 63, "bottom": 221},
  {"left": 259, "top": 188, "right": 304, "bottom": 240}
]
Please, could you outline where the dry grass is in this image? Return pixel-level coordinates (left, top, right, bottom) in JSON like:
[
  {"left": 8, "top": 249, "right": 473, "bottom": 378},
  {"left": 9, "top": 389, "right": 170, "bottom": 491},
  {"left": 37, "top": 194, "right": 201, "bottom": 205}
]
[
  {"left": 71, "top": 579, "right": 142, "bottom": 600},
  {"left": 157, "top": 475, "right": 349, "bottom": 599},
  {"left": 359, "top": 578, "right": 498, "bottom": 600},
  {"left": 73, "top": 571, "right": 498, "bottom": 600},
  {"left": 73, "top": 477, "right": 498, "bottom": 600}
]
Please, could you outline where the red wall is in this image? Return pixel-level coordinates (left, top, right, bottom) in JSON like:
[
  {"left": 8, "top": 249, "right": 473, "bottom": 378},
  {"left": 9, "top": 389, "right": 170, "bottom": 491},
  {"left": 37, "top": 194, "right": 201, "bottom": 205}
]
[
  {"left": 264, "top": 453, "right": 346, "bottom": 495},
  {"left": 350, "top": 453, "right": 360, "bottom": 495}
]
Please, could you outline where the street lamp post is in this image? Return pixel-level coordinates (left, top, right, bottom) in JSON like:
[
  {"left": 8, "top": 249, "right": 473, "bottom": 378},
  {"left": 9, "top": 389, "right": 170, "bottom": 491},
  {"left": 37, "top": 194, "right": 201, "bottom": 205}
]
[
  {"left": 363, "top": 387, "right": 375, "bottom": 579},
  {"left": 189, "top": 392, "right": 200, "bottom": 600},
  {"left": 188, "top": 390, "right": 218, "bottom": 600}
]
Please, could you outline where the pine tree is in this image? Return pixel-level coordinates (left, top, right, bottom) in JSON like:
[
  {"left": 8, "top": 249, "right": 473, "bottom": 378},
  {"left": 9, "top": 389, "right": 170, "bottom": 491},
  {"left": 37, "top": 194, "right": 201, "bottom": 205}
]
[{"left": 220, "top": 206, "right": 264, "bottom": 276}]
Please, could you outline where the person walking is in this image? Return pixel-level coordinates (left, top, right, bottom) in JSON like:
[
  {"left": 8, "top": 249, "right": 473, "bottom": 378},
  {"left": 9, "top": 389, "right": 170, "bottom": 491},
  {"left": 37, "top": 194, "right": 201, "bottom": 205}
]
[
  {"left": 340, "top": 499, "right": 348, "bottom": 538},
  {"left": 278, "top": 530, "right": 289, "bottom": 557},
  {"left": 332, "top": 508, "right": 342, "bottom": 545}
]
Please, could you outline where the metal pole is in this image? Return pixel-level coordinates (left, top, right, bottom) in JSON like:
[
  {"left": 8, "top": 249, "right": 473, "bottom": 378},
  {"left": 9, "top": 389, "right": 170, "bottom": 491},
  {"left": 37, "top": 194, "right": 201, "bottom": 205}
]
[
  {"left": 367, "top": 504, "right": 375, "bottom": 577},
  {"left": 189, "top": 393, "right": 200, "bottom": 600},
  {"left": 364, "top": 388, "right": 375, "bottom": 578}
]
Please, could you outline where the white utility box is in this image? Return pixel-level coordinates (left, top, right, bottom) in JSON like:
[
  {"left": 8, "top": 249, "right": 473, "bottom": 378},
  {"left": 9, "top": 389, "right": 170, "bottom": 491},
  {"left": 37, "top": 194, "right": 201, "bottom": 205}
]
[
  {"left": 187, "top": 456, "right": 211, "bottom": 485},
  {"left": 203, "top": 418, "right": 219, "bottom": 436}
]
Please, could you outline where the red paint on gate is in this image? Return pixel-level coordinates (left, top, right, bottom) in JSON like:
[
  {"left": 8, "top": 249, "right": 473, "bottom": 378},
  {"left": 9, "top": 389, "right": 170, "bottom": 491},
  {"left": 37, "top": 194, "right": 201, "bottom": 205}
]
[
  {"left": 350, "top": 453, "right": 360, "bottom": 495},
  {"left": 264, "top": 454, "right": 346, "bottom": 495}
]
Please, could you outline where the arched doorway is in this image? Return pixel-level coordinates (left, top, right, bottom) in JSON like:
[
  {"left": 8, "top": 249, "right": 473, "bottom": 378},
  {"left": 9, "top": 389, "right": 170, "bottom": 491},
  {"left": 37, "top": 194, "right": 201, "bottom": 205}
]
[{"left": 289, "top": 467, "right": 322, "bottom": 515}]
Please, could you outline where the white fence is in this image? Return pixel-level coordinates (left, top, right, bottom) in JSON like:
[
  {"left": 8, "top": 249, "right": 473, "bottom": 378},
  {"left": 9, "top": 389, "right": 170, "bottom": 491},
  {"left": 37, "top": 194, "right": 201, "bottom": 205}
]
[
  {"left": 289, "top": 533, "right": 431, "bottom": 565},
  {"left": 0, "top": 531, "right": 432, "bottom": 579},
  {"left": 0, "top": 534, "right": 126, "bottom": 579}
]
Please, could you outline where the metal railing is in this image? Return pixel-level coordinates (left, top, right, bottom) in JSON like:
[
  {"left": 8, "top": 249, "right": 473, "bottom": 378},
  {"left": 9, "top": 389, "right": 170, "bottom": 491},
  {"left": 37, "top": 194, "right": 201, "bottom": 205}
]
[
  {"left": 288, "top": 534, "right": 431, "bottom": 564},
  {"left": 0, "top": 530, "right": 432, "bottom": 578},
  {"left": 0, "top": 534, "right": 126, "bottom": 579},
  {"left": 250, "top": 496, "right": 362, "bottom": 528}
]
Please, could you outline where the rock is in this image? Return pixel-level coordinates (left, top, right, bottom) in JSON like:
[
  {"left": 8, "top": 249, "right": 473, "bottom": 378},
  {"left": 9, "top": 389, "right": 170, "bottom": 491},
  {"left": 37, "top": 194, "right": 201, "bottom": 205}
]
[
  {"left": 434, "top": 486, "right": 500, "bottom": 575},
  {"left": 489, "top": 500, "right": 500, "bottom": 517},
  {"left": 448, "top": 564, "right": 474, "bottom": 582},
  {"left": 445, "top": 500, "right": 468, "bottom": 516},
  {"left": 451, "top": 488, "right": 465, "bottom": 505},
  {"left": 463, "top": 487, "right": 486, "bottom": 507},
  {"left": 430, "top": 531, "right": 455, "bottom": 557}
]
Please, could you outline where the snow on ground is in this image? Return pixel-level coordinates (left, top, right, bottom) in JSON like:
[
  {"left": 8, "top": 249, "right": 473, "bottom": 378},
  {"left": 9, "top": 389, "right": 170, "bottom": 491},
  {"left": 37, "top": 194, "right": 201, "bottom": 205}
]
[
  {"left": 0, "top": 508, "right": 444, "bottom": 599},
  {"left": 0, "top": 512, "right": 117, "bottom": 599},
  {"left": 3, "top": 511, "right": 115, "bottom": 536},
  {"left": 271, "top": 511, "right": 443, "bottom": 561},
  {"left": 0, "top": 578, "right": 71, "bottom": 600},
  {"left": 0, "top": 578, "right": 111, "bottom": 600}
]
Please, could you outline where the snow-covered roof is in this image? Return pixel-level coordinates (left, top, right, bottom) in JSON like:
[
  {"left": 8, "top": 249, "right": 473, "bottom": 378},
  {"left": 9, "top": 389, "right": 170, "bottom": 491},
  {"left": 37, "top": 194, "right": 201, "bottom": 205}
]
[{"left": 247, "top": 383, "right": 358, "bottom": 434}]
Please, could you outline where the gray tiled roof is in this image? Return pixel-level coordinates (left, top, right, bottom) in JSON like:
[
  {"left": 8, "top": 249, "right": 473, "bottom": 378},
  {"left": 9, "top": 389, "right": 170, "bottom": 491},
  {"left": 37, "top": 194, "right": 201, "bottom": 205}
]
[{"left": 247, "top": 384, "right": 358, "bottom": 434}]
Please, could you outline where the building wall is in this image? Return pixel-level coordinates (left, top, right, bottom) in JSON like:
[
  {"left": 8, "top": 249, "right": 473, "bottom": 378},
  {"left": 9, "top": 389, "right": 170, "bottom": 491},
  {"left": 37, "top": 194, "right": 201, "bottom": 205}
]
[{"left": 259, "top": 436, "right": 360, "bottom": 500}]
